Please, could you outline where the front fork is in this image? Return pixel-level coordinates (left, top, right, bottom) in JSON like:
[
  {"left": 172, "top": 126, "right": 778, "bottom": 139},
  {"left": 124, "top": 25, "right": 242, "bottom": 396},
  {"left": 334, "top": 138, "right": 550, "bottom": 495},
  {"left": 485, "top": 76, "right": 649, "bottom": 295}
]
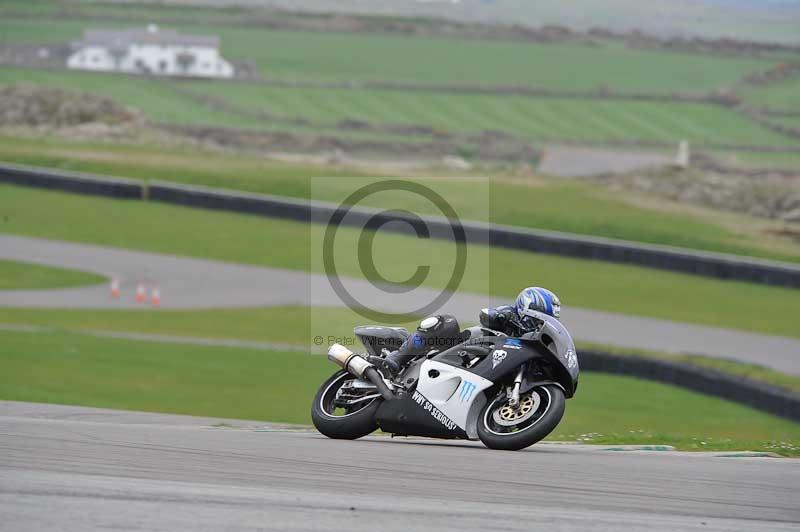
[{"left": 507, "top": 365, "right": 525, "bottom": 407}]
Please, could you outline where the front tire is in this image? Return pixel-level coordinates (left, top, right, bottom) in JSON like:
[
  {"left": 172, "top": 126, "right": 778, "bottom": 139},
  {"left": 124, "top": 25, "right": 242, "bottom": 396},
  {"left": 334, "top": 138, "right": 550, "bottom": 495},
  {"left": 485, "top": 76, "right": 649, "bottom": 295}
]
[
  {"left": 311, "top": 371, "right": 380, "bottom": 440},
  {"left": 477, "top": 385, "right": 565, "bottom": 451}
]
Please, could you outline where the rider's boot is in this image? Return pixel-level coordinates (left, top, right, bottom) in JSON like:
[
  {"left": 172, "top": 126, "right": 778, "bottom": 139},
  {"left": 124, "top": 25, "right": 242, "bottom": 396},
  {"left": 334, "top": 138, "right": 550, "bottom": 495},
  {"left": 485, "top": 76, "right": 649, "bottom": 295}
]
[
  {"left": 368, "top": 351, "right": 409, "bottom": 377},
  {"left": 380, "top": 356, "right": 402, "bottom": 377},
  {"left": 368, "top": 356, "right": 401, "bottom": 377}
]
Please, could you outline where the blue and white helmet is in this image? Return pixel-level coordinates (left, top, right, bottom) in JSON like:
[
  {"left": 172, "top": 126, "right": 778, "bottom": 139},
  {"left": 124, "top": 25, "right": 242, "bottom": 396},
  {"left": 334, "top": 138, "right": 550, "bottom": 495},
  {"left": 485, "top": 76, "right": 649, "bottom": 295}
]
[{"left": 516, "top": 286, "right": 561, "bottom": 320}]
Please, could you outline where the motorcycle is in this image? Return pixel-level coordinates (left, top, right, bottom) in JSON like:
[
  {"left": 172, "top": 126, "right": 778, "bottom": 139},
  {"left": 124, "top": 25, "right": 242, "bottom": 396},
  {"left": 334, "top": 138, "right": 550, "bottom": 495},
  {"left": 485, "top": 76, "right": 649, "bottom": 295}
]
[{"left": 311, "top": 310, "right": 578, "bottom": 451}]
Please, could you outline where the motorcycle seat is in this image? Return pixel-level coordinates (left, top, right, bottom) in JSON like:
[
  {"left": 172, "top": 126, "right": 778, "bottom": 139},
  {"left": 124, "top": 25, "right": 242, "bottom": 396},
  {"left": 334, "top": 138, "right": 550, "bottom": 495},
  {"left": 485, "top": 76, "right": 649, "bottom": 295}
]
[{"left": 354, "top": 325, "right": 409, "bottom": 357}]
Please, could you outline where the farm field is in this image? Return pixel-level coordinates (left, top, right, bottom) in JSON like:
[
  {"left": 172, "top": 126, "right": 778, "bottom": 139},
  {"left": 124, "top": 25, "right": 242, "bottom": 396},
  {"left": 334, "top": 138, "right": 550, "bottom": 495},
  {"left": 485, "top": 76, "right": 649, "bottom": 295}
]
[
  {"left": 0, "top": 15, "right": 775, "bottom": 93},
  {"left": 3, "top": 0, "right": 800, "bottom": 46},
  {"left": 0, "top": 67, "right": 370, "bottom": 139},
  {"left": 1, "top": 3, "right": 799, "bottom": 172},
  {"left": 183, "top": 81, "right": 796, "bottom": 146},
  {"left": 740, "top": 77, "right": 800, "bottom": 111},
  {"left": 771, "top": 114, "right": 800, "bottom": 127},
  {"left": 1, "top": 137, "right": 797, "bottom": 263},
  {"left": 1, "top": 67, "right": 794, "bottom": 148},
  {"left": 718, "top": 150, "right": 800, "bottom": 171},
  {"left": 2, "top": 184, "right": 799, "bottom": 338},
  {"left": 0, "top": 68, "right": 265, "bottom": 131},
  {"left": 0, "top": 328, "right": 797, "bottom": 454},
  {"left": 210, "top": 0, "right": 800, "bottom": 45}
]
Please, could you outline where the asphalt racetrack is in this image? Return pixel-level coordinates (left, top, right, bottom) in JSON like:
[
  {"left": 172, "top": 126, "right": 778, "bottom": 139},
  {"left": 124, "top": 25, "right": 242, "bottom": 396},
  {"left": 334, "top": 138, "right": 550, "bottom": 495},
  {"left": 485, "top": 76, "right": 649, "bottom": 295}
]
[
  {"left": 2, "top": 234, "right": 799, "bottom": 375},
  {"left": 0, "top": 401, "right": 797, "bottom": 531}
]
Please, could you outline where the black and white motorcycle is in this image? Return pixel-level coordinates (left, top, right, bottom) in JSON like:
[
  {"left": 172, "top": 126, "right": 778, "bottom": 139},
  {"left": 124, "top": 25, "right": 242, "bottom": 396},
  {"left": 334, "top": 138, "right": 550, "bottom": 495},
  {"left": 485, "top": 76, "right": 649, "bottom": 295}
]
[{"left": 311, "top": 311, "right": 578, "bottom": 451}]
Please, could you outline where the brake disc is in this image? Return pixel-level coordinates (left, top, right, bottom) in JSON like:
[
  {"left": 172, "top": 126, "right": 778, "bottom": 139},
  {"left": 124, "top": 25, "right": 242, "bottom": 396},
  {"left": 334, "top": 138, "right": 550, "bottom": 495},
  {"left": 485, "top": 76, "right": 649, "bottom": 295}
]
[{"left": 492, "top": 391, "right": 541, "bottom": 427}]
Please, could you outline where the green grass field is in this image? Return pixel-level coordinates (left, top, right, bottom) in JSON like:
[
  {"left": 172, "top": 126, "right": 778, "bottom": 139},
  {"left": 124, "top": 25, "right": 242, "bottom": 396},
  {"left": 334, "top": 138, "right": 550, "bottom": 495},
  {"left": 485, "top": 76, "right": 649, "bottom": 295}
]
[
  {"left": 1, "top": 0, "right": 798, "bottom": 459},
  {"left": 712, "top": 149, "right": 800, "bottom": 171},
  {"left": 1, "top": 3, "right": 798, "bottom": 170},
  {"left": 1, "top": 3, "right": 797, "bottom": 154},
  {"left": 0, "top": 259, "right": 105, "bottom": 289},
  {"left": 0, "top": 14, "right": 774, "bottom": 93},
  {"left": 1, "top": 305, "right": 797, "bottom": 393},
  {"left": 182, "top": 81, "right": 795, "bottom": 146},
  {"left": 0, "top": 68, "right": 267, "bottom": 131},
  {"left": 2, "top": 137, "right": 798, "bottom": 262},
  {"left": 2, "top": 184, "right": 799, "bottom": 338},
  {"left": 0, "top": 0, "right": 797, "bottom": 175},
  {"left": 1, "top": 328, "right": 796, "bottom": 454},
  {"left": 0, "top": 306, "right": 419, "bottom": 348},
  {"left": 0, "top": 66, "right": 793, "bottom": 148},
  {"left": 3, "top": 0, "right": 799, "bottom": 47},
  {"left": 203, "top": 31, "right": 769, "bottom": 93},
  {"left": 579, "top": 342, "right": 800, "bottom": 394},
  {"left": 740, "top": 77, "right": 800, "bottom": 111}
]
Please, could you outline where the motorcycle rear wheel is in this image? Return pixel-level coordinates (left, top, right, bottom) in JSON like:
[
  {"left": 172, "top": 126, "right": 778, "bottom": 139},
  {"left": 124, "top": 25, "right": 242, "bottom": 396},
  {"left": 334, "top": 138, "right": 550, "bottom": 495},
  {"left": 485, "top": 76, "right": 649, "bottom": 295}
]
[
  {"left": 477, "top": 385, "right": 565, "bottom": 451},
  {"left": 311, "top": 371, "right": 381, "bottom": 440}
]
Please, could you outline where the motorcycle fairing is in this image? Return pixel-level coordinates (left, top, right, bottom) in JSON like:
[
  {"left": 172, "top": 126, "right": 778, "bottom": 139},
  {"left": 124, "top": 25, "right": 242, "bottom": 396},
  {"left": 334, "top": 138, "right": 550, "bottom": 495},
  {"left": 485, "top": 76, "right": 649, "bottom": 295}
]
[
  {"left": 375, "top": 391, "right": 470, "bottom": 440},
  {"left": 375, "top": 360, "right": 493, "bottom": 440},
  {"left": 463, "top": 340, "right": 575, "bottom": 398},
  {"left": 414, "top": 360, "right": 494, "bottom": 439},
  {"left": 531, "top": 310, "right": 579, "bottom": 383},
  {"left": 459, "top": 312, "right": 578, "bottom": 397}
]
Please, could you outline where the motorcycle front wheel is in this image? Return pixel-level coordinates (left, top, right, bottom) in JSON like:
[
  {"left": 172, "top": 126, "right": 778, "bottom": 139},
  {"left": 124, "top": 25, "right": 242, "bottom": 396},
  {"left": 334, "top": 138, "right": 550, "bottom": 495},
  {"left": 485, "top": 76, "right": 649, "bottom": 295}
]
[
  {"left": 477, "top": 384, "right": 565, "bottom": 451},
  {"left": 311, "top": 371, "right": 381, "bottom": 440}
]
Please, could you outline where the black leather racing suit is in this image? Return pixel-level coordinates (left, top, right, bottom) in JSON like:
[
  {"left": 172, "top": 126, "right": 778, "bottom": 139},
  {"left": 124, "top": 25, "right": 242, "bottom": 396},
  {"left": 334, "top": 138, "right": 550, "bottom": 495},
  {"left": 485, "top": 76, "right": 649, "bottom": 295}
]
[
  {"left": 381, "top": 314, "right": 465, "bottom": 374},
  {"left": 381, "top": 306, "right": 533, "bottom": 375}
]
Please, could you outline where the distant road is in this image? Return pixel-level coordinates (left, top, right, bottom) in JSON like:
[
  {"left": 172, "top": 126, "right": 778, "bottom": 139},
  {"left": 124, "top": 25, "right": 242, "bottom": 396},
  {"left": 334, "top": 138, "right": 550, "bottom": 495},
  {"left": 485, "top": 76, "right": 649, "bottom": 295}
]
[
  {"left": 0, "top": 401, "right": 798, "bottom": 532},
  {"left": 538, "top": 145, "right": 672, "bottom": 177},
  {"left": 1, "top": 234, "right": 799, "bottom": 375}
]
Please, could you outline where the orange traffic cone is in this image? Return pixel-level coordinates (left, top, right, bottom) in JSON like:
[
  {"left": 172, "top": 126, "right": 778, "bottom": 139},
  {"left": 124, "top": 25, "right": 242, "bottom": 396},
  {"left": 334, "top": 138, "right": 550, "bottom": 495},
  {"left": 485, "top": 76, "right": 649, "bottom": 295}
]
[
  {"left": 110, "top": 278, "right": 120, "bottom": 299},
  {"left": 135, "top": 283, "right": 146, "bottom": 303},
  {"left": 151, "top": 287, "right": 161, "bottom": 307}
]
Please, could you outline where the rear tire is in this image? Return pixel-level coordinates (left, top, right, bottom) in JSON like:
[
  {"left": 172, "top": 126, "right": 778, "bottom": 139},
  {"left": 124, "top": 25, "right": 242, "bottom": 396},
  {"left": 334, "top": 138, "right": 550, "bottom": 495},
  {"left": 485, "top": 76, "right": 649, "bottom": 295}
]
[
  {"left": 477, "top": 385, "right": 565, "bottom": 451},
  {"left": 311, "top": 371, "right": 380, "bottom": 440}
]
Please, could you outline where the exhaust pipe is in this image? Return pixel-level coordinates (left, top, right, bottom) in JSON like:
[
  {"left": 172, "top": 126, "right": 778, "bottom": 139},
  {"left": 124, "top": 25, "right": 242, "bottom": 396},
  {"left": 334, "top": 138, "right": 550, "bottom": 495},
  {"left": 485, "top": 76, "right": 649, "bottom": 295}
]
[
  {"left": 328, "top": 343, "right": 394, "bottom": 401},
  {"left": 328, "top": 343, "right": 371, "bottom": 378}
]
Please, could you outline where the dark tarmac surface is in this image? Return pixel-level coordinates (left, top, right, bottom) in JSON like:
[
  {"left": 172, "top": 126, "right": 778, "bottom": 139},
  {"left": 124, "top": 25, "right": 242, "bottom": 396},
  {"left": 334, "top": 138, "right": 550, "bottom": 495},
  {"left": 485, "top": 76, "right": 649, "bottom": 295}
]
[{"left": 1, "top": 402, "right": 798, "bottom": 531}]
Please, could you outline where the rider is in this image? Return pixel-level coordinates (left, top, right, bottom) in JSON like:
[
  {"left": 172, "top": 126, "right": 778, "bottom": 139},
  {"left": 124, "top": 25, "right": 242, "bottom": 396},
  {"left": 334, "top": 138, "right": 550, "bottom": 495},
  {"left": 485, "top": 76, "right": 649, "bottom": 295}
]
[{"left": 378, "top": 287, "right": 561, "bottom": 376}]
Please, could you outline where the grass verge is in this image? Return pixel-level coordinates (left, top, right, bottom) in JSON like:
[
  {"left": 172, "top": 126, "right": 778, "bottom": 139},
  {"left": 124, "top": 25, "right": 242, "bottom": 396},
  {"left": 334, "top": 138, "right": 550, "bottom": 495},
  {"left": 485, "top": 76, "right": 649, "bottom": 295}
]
[
  {"left": 0, "top": 306, "right": 418, "bottom": 347},
  {"left": 0, "top": 328, "right": 796, "bottom": 455},
  {"left": 1, "top": 185, "right": 799, "bottom": 338},
  {"left": 0, "top": 306, "right": 797, "bottom": 394},
  {"left": 1, "top": 136, "right": 798, "bottom": 262},
  {"left": 0, "top": 186, "right": 800, "bottom": 337},
  {"left": 0, "top": 259, "right": 105, "bottom": 290},
  {"left": 577, "top": 342, "right": 800, "bottom": 394}
]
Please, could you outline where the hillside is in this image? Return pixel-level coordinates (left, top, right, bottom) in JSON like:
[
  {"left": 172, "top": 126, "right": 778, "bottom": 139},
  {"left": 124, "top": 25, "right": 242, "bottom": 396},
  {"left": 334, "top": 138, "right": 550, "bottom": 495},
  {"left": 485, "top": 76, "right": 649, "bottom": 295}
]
[
  {"left": 121, "top": 0, "right": 800, "bottom": 44},
  {"left": 3, "top": 2, "right": 799, "bottom": 164}
]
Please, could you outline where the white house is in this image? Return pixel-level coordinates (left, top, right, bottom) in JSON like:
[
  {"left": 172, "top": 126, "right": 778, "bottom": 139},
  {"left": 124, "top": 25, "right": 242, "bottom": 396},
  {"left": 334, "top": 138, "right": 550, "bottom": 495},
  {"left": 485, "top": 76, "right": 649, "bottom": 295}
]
[{"left": 67, "top": 25, "right": 234, "bottom": 79}]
